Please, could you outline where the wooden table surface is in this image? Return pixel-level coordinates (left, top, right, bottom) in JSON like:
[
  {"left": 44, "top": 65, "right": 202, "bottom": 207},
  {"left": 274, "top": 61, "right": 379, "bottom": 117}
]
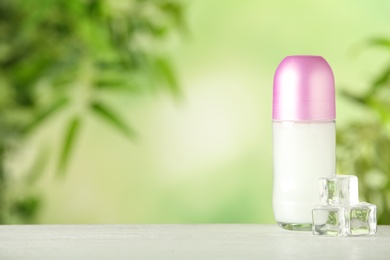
[{"left": 1, "top": 224, "right": 389, "bottom": 259}]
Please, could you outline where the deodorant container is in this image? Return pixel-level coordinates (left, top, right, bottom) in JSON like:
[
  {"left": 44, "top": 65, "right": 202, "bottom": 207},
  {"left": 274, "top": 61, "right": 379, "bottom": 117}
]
[{"left": 272, "top": 56, "right": 336, "bottom": 231}]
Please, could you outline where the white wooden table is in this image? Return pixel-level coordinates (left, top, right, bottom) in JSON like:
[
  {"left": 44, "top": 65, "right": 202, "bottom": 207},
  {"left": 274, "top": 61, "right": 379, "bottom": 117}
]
[{"left": 1, "top": 224, "right": 389, "bottom": 259}]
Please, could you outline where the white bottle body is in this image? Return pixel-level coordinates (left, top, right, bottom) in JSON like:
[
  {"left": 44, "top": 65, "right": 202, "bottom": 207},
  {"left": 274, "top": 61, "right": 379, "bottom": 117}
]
[{"left": 272, "top": 121, "right": 335, "bottom": 226}]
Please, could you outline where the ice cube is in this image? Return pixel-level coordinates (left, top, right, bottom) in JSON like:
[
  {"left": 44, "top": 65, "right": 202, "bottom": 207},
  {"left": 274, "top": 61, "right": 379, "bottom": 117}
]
[
  {"left": 312, "top": 205, "right": 345, "bottom": 236},
  {"left": 319, "top": 175, "right": 359, "bottom": 206},
  {"left": 345, "top": 202, "right": 377, "bottom": 236}
]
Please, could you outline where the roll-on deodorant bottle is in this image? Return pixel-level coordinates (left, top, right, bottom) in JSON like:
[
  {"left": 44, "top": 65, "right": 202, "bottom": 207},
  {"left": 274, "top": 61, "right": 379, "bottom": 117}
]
[{"left": 272, "top": 56, "right": 336, "bottom": 231}]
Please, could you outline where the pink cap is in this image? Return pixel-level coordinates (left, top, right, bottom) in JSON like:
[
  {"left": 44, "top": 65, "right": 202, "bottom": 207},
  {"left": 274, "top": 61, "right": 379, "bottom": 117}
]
[{"left": 273, "top": 55, "right": 335, "bottom": 121}]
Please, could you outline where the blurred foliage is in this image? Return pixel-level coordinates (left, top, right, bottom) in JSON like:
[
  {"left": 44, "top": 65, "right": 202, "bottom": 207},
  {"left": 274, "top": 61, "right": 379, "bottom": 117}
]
[
  {"left": 337, "top": 37, "right": 390, "bottom": 224},
  {"left": 0, "top": 0, "right": 184, "bottom": 223}
]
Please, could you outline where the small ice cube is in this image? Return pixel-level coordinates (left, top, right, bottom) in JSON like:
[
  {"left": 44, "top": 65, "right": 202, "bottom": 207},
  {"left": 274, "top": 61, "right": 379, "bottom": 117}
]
[
  {"left": 345, "top": 202, "right": 377, "bottom": 236},
  {"left": 312, "top": 205, "right": 345, "bottom": 236},
  {"left": 319, "top": 175, "right": 359, "bottom": 206}
]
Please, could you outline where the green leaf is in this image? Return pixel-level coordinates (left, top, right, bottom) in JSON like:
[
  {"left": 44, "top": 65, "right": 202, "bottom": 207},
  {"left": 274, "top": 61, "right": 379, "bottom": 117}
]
[
  {"left": 90, "top": 102, "right": 137, "bottom": 139},
  {"left": 349, "top": 37, "right": 390, "bottom": 58},
  {"left": 340, "top": 89, "right": 367, "bottom": 105},
  {"left": 368, "top": 65, "right": 390, "bottom": 96},
  {"left": 366, "top": 37, "right": 390, "bottom": 49},
  {"left": 23, "top": 97, "right": 69, "bottom": 134},
  {"left": 58, "top": 116, "right": 81, "bottom": 176},
  {"left": 155, "top": 58, "right": 180, "bottom": 97},
  {"left": 158, "top": 1, "right": 185, "bottom": 27},
  {"left": 92, "top": 74, "right": 142, "bottom": 94},
  {"left": 11, "top": 196, "right": 41, "bottom": 221}
]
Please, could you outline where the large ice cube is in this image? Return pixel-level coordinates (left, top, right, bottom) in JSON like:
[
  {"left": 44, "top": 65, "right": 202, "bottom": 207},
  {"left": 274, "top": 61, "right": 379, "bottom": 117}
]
[
  {"left": 345, "top": 202, "right": 377, "bottom": 236},
  {"left": 319, "top": 175, "right": 359, "bottom": 206},
  {"left": 312, "top": 205, "right": 345, "bottom": 236}
]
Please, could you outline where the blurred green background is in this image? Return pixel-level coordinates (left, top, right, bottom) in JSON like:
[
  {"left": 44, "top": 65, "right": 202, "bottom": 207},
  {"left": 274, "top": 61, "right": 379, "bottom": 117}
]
[{"left": 1, "top": 0, "right": 390, "bottom": 224}]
